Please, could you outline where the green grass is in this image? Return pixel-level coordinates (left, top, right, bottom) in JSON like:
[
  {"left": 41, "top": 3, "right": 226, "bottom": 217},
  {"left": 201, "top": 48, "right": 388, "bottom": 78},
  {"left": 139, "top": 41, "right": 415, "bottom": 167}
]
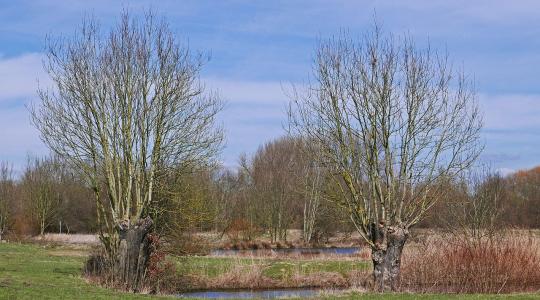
[
  {"left": 1, "top": 242, "right": 539, "bottom": 299},
  {"left": 328, "top": 293, "right": 540, "bottom": 300},
  {"left": 0, "top": 242, "right": 170, "bottom": 299},
  {"left": 262, "top": 259, "right": 364, "bottom": 279},
  {"left": 174, "top": 256, "right": 368, "bottom": 280}
]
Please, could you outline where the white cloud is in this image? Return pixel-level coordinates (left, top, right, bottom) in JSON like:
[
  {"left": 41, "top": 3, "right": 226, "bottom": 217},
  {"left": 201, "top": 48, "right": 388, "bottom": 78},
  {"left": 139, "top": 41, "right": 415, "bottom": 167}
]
[
  {"left": 206, "top": 78, "right": 288, "bottom": 105},
  {"left": 205, "top": 78, "right": 291, "bottom": 166},
  {"left": 0, "top": 53, "right": 49, "bottom": 102},
  {"left": 0, "top": 54, "right": 294, "bottom": 169},
  {"left": 206, "top": 80, "right": 540, "bottom": 168},
  {"left": 0, "top": 53, "right": 50, "bottom": 171},
  {"left": 0, "top": 105, "right": 47, "bottom": 173},
  {"left": 479, "top": 93, "right": 540, "bottom": 131},
  {"left": 495, "top": 168, "right": 516, "bottom": 177}
]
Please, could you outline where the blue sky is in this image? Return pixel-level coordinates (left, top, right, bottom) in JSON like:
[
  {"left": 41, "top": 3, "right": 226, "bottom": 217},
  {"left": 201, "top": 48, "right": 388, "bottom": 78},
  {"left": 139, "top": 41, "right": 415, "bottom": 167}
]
[{"left": 0, "top": 1, "right": 539, "bottom": 174}]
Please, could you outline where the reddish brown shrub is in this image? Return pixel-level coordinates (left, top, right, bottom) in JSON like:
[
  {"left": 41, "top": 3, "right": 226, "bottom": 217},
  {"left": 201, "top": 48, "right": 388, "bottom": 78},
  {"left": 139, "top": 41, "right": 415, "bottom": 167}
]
[
  {"left": 401, "top": 234, "right": 540, "bottom": 293},
  {"left": 140, "top": 234, "right": 179, "bottom": 294},
  {"left": 224, "top": 218, "right": 260, "bottom": 242},
  {"left": 207, "top": 264, "right": 277, "bottom": 289},
  {"left": 145, "top": 234, "right": 180, "bottom": 294},
  {"left": 166, "top": 232, "right": 211, "bottom": 255},
  {"left": 291, "top": 271, "right": 347, "bottom": 288}
]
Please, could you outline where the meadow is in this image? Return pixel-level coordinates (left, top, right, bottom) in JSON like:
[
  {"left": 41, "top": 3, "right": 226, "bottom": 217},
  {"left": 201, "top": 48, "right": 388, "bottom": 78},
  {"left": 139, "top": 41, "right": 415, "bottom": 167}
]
[{"left": 1, "top": 235, "right": 540, "bottom": 299}]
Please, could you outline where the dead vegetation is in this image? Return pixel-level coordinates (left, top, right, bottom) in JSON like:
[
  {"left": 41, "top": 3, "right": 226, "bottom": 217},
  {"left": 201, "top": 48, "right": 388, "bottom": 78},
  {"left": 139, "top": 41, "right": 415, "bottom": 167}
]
[
  {"left": 401, "top": 231, "right": 540, "bottom": 293},
  {"left": 181, "top": 264, "right": 366, "bottom": 291}
]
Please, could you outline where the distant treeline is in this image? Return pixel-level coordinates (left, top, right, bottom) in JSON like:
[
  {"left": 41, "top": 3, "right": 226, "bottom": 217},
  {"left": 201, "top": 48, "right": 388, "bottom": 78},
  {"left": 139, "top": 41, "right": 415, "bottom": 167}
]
[{"left": 1, "top": 136, "right": 538, "bottom": 241}]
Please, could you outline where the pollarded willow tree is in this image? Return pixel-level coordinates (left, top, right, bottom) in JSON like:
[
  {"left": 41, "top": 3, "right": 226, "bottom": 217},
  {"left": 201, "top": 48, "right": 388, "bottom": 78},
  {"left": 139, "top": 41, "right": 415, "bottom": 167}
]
[
  {"left": 288, "top": 27, "right": 483, "bottom": 291},
  {"left": 31, "top": 11, "right": 223, "bottom": 290}
]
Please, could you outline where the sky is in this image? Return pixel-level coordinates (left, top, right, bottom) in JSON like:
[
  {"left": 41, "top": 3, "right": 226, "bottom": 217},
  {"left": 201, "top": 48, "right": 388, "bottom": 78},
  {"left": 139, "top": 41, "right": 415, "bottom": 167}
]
[{"left": 0, "top": 0, "right": 539, "bottom": 175}]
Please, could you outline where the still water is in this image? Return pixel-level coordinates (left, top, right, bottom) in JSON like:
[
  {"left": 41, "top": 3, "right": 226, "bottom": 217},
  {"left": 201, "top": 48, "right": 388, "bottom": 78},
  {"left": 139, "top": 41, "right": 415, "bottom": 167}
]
[{"left": 177, "top": 288, "right": 320, "bottom": 299}]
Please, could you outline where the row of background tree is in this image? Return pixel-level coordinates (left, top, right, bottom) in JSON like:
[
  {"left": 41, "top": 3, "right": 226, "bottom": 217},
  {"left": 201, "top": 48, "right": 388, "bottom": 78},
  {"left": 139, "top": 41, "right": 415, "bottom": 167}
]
[{"left": 1, "top": 135, "right": 538, "bottom": 243}]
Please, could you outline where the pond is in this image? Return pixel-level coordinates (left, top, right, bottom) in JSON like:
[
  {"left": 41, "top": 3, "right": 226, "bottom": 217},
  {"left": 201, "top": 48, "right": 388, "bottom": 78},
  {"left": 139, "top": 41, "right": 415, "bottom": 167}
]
[
  {"left": 177, "top": 288, "right": 321, "bottom": 299},
  {"left": 211, "top": 247, "right": 360, "bottom": 256}
]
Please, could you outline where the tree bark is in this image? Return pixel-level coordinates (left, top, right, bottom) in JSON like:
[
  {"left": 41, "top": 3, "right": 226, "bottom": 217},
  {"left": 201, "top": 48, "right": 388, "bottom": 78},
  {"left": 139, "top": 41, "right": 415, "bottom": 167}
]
[
  {"left": 370, "top": 223, "right": 409, "bottom": 291},
  {"left": 115, "top": 216, "right": 153, "bottom": 291}
]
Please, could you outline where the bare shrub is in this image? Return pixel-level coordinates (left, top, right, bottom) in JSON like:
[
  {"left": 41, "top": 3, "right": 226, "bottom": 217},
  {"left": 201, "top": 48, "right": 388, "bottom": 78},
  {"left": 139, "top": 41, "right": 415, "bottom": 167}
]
[
  {"left": 347, "top": 269, "right": 372, "bottom": 289},
  {"left": 205, "top": 265, "right": 351, "bottom": 290},
  {"left": 223, "top": 218, "right": 260, "bottom": 242},
  {"left": 144, "top": 234, "right": 181, "bottom": 294},
  {"left": 165, "top": 233, "right": 211, "bottom": 256},
  {"left": 84, "top": 252, "right": 108, "bottom": 277},
  {"left": 401, "top": 232, "right": 540, "bottom": 293},
  {"left": 291, "top": 271, "right": 347, "bottom": 288},
  {"left": 84, "top": 248, "right": 115, "bottom": 288},
  {"left": 207, "top": 264, "right": 277, "bottom": 289}
]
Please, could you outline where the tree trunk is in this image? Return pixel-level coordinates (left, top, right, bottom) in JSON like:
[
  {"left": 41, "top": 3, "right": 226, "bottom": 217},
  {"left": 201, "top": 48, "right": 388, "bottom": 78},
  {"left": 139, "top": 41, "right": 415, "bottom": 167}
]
[
  {"left": 40, "top": 221, "right": 45, "bottom": 236},
  {"left": 115, "top": 216, "right": 153, "bottom": 291},
  {"left": 370, "top": 223, "right": 408, "bottom": 291}
]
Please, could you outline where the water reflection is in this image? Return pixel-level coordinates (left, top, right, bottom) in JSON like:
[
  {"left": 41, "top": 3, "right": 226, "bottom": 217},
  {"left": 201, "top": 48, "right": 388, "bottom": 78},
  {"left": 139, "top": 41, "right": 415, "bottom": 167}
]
[{"left": 177, "top": 288, "right": 320, "bottom": 299}]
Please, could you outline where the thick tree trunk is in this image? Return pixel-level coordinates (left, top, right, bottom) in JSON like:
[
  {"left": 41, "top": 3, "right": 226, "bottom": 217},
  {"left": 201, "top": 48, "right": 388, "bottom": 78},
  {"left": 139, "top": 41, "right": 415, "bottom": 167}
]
[
  {"left": 370, "top": 223, "right": 408, "bottom": 292},
  {"left": 115, "top": 216, "right": 153, "bottom": 291}
]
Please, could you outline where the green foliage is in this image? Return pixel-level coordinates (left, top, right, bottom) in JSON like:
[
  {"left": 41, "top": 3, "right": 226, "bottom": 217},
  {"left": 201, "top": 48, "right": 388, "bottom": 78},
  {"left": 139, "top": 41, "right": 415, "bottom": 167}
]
[{"left": 153, "top": 168, "right": 217, "bottom": 235}]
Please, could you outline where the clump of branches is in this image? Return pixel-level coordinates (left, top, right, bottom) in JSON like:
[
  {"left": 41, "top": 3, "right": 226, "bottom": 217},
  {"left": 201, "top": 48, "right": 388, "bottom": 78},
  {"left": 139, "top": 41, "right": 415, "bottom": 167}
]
[
  {"left": 443, "top": 167, "right": 505, "bottom": 241},
  {"left": 287, "top": 23, "right": 483, "bottom": 290},
  {"left": 31, "top": 10, "right": 223, "bottom": 290}
]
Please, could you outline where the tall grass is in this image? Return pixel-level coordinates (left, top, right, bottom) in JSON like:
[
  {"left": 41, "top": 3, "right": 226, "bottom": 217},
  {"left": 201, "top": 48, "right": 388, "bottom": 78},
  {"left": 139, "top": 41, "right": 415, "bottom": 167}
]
[
  {"left": 173, "top": 255, "right": 370, "bottom": 291},
  {"left": 401, "top": 232, "right": 540, "bottom": 293}
]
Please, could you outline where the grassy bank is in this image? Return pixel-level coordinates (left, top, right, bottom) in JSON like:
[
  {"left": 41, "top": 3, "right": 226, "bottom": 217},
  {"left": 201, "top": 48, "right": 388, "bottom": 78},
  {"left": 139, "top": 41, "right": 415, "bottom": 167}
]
[
  {"left": 175, "top": 255, "right": 369, "bottom": 279},
  {"left": 1, "top": 242, "right": 540, "bottom": 299},
  {"left": 0, "top": 242, "right": 166, "bottom": 299}
]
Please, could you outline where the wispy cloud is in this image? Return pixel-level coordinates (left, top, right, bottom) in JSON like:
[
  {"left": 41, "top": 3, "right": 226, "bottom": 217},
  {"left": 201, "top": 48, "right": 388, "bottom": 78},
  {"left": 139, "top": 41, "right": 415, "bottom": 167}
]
[
  {"left": 0, "top": 1, "right": 539, "bottom": 172},
  {"left": 0, "top": 53, "right": 49, "bottom": 171},
  {"left": 0, "top": 53, "right": 47, "bottom": 103},
  {"left": 480, "top": 93, "right": 540, "bottom": 131},
  {"left": 207, "top": 78, "right": 289, "bottom": 166}
]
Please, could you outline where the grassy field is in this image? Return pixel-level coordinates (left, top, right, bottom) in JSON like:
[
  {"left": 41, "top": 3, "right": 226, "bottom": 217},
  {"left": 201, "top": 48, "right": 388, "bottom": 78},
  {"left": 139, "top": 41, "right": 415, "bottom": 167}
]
[
  {"left": 1, "top": 242, "right": 540, "bottom": 299},
  {"left": 175, "top": 256, "right": 368, "bottom": 280},
  {"left": 0, "top": 242, "right": 165, "bottom": 300}
]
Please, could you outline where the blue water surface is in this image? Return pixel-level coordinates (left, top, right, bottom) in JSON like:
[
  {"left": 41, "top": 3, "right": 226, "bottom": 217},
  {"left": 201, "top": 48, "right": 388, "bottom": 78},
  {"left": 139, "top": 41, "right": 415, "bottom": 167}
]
[{"left": 177, "top": 288, "right": 319, "bottom": 299}]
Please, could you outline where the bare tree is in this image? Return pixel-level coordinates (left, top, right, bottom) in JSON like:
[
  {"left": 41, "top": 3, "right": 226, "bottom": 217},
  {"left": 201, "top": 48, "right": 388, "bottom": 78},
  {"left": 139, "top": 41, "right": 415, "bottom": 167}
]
[
  {"left": 502, "top": 167, "right": 540, "bottom": 227},
  {"left": 23, "top": 157, "right": 62, "bottom": 236},
  {"left": 293, "top": 138, "right": 325, "bottom": 244},
  {"left": 0, "top": 162, "right": 14, "bottom": 241},
  {"left": 31, "top": 11, "right": 223, "bottom": 290},
  {"left": 449, "top": 167, "right": 504, "bottom": 240},
  {"left": 288, "top": 26, "right": 482, "bottom": 291},
  {"left": 301, "top": 158, "right": 322, "bottom": 243},
  {"left": 217, "top": 155, "right": 263, "bottom": 241},
  {"left": 250, "top": 137, "right": 300, "bottom": 242}
]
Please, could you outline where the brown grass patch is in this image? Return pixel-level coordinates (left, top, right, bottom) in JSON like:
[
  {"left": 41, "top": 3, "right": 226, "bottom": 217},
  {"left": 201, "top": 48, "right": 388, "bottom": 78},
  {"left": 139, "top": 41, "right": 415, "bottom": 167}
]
[{"left": 401, "top": 232, "right": 540, "bottom": 293}]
